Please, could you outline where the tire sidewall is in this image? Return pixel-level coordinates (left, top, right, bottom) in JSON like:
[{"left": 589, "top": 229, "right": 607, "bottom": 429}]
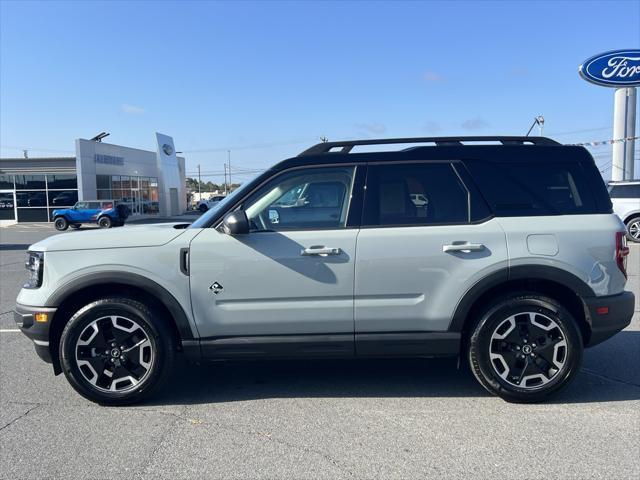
[
  {"left": 54, "top": 217, "right": 68, "bottom": 231},
  {"left": 98, "top": 216, "right": 112, "bottom": 228},
  {"left": 469, "top": 295, "right": 583, "bottom": 402},
  {"left": 626, "top": 216, "right": 640, "bottom": 243},
  {"left": 60, "top": 298, "right": 172, "bottom": 405}
]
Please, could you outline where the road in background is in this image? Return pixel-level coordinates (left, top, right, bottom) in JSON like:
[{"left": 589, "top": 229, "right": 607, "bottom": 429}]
[{"left": 1, "top": 223, "right": 638, "bottom": 479}]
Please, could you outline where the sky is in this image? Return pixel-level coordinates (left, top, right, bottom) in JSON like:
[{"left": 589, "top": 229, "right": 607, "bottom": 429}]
[{"left": 1, "top": 0, "right": 639, "bottom": 183}]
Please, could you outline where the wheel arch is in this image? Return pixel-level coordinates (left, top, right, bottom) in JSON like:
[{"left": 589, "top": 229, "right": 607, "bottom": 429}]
[
  {"left": 46, "top": 272, "right": 195, "bottom": 374},
  {"left": 450, "top": 266, "right": 594, "bottom": 345},
  {"left": 623, "top": 211, "right": 640, "bottom": 224}
]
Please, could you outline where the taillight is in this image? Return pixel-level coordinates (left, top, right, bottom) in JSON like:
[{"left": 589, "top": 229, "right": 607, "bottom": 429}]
[{"left": 615, "top": 231, "right": 629, "bottom": 278}]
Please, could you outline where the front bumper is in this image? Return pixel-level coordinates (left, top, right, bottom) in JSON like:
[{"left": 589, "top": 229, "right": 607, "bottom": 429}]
[
  {"left": 14, "top": 304, "right": 57, "bottom": 364},
  {"left": 584, "top": 291, "right": 635, "bottom": 347}
]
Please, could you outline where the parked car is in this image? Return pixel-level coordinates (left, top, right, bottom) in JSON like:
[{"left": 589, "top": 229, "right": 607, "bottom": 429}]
[
  {"left": 51, "top": 192, "right": 78, "bottom": 206},
  {"left": 608, "top": 180, "right": 640, "bottom": 242},
  {"left": 197, "top": 195, "right": 226, "bottom": 213},
  {"left": 51, "top": 200, "right": 130, "bottom": 231},
  {"left": 15, "top": 136, "right": 634, "bottom": 405}
]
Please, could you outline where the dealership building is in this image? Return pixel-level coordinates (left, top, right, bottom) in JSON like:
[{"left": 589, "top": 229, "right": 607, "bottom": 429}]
[{"left": 0, "top": 133, "right": 186, "bottom": 225}]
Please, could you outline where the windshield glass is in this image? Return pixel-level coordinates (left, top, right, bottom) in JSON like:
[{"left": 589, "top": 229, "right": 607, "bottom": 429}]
[{"left": 189, "top": 180, "right": 255, "bottom": 228}]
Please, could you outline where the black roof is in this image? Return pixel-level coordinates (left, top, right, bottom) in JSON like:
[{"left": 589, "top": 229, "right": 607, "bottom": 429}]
[{"left": 268, "top": 136, "right": 592, "bottom": 172}]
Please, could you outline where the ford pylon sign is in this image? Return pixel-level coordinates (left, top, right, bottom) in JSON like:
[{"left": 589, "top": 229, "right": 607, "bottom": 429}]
[{"left": 579, "top": 49, "right": 640, "bottom": 87}]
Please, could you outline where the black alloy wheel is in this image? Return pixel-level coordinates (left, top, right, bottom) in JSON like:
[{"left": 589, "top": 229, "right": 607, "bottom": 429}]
[
  {"left": 468, "top": 293, "right": 583, "bottom": 403},
  {"left": 60, "top": 298, "right": 174, "bottom": 405}
]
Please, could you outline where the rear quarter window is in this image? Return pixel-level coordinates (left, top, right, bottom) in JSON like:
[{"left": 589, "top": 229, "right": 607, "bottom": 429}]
[
  {"left": 465, "top": 161, "right": 598, "bottom": 216},
  {"left": 609, "top": 184, "right": 640, "bottom": 198}
]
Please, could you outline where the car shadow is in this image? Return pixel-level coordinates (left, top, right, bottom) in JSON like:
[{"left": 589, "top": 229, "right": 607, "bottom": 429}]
[{"left": 146, "top": 330, "right": 640, "bottom": 406}]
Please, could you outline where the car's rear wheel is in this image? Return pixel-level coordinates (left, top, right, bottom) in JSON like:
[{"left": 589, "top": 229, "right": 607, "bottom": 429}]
[
  {"left": 625, "top": 216, "right": 640, "bottom": 243},
  {"left": 468, "top": 293, "right": 583, "bottom": 403},
  {"left": 198, "top": 204, "right": 208, "bottom": 213},
  {"left": 54, "top": 216, "right": 69, "bottom": 231},
  {"left": 98, "top": 216, "right": 112, "bottom": 228},
  {"left": 59, "top": 298, "right": 175, "bottom": 405}
]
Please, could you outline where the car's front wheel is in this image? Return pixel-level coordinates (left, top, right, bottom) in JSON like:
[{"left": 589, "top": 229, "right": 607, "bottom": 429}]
[
  {"left": 468, "top": 293, "right": 583, "bottom": 403},
  {"left": 198, "top": 204, "right": 208, "bottom": 213},
  {"left": 54, "top": 216, "right": 69, "bottom": 231},
  {"left": 59, "top": 298, "right": 175, "bottom": 405},
  {"left": 626, "top": 216, "right": 640, "bottom": 243}
]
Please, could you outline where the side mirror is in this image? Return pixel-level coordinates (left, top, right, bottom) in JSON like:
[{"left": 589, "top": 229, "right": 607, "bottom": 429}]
[{"left": 222, "top": 210, "right": 249, "bottom": 235}]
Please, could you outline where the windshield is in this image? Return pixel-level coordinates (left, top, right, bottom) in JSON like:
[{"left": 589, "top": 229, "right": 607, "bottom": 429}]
[{"left": 189, "top": 180, "right": 255, "bottom": 228}]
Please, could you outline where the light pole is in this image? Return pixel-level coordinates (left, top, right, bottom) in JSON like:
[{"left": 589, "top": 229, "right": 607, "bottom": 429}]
[
  {"left": 526, "top": 115, "right": 545, "bottom": 137},
  {"left": 197, "top": 164, "right": 202, "bottom": 201}
]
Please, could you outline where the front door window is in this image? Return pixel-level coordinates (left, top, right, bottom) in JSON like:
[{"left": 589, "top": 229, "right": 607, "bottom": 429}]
[{"left": 243, "top": 166, "right": 355, "bottom": 231}]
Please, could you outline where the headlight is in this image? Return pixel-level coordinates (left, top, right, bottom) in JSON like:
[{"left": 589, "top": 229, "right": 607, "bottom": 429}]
[{"left": 24, "top": 251, "right": 44, "bottom": 289}]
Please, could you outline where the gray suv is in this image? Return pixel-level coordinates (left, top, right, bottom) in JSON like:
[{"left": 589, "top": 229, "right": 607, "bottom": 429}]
[{"left": 15, "top": 136, "right": 635, "bottom": 405}]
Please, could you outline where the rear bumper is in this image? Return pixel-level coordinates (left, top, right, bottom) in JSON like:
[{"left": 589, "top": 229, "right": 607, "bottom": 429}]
[
  {"left": 584, "top": 291, "right": 635, "bottom": 347},
  {"left": 14, "top": 303, "right": 56, "bottom": 364}
]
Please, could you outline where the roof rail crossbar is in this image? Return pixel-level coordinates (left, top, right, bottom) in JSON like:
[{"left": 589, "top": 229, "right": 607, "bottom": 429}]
[{"left": 298, "top": 136, "right": 560, "bottom": 156}]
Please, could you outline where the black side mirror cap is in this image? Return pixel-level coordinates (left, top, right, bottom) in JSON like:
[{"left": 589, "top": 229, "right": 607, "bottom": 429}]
[{"left": 222, "top": 210, "right": 250, "bottom": 235}]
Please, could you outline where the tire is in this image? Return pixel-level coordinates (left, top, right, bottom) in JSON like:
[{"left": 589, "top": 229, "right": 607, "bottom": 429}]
[
  {"left": 468, "top": 293, "right": 583, "bottom": 403},
  {"left": 98, "top": 216, "right": 112, "bottom": 228},
  {"left": 198, "top": 204, "right": 208, "bottom": 213},
  {"left": 70, "top": 224, "right": 81, "bottom": 230},
  {"left": 54, "top": 216, "right": 69, "bottom": 231},
  {"left": 59, "top": 297, "right": 175, "bottom": 405},
  {"left": 625, "top": 216, "right": 640, "bottom": 243}
]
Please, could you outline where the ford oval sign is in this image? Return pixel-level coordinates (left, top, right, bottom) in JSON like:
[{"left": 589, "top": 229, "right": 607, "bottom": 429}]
[
  {"left": 162, "top": 143, "right": 174, "bottom": 156},
  {"left": 579, "top": 49, "right": 640, "bottom": 87}
]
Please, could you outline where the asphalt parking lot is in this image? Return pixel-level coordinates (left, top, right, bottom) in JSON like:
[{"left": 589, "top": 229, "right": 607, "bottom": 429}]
[{"left": 1, "top": 222, "right": 638, "bottom": 479}]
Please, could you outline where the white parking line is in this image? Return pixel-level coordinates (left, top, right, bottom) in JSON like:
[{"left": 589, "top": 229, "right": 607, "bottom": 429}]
[{"left": 0, "top": 329, "right": 20, "bottom": 333}]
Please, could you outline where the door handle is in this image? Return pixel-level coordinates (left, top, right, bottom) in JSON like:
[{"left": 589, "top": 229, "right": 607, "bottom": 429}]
[
  {"left": 301, "top": 246, "right": 342, "bottom": 256},
  {"left": 442, "top": 243, "right": 485, "bottom": 253}
]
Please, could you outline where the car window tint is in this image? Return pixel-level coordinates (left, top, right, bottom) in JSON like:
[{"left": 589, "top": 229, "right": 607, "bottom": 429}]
[
  {"left": 243, "top": 167, "right": 355, "bottom": 231},
  {"left": 363, "top": 163, "right": 469, "bottom": 227},
  {"left": 466, "top": 161, "right": 597, "bottom": 216},
  {"left": 610, "top": 184, "right": 640, "bottom": 198}
]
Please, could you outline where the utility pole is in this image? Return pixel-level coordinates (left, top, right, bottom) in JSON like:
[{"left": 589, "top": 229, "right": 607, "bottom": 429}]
[
  {"left": 227, "top": 150, "right": 231, "bottom": 192},
  {"left": 223, "top": 163, "right": 228, "bottom": 195},
  {"left": 197, "top": 164, "right": 202, "bottom": 201}
]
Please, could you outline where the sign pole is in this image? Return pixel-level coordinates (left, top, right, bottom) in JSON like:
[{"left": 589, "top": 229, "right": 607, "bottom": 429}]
[{"left": 612, "top": 87, "right": 637, "bottom": 181}]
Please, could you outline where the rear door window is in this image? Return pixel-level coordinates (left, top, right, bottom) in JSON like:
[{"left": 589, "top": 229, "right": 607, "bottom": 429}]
[{"left": 362, "top": 162, "right": 469, "bottom": 227}]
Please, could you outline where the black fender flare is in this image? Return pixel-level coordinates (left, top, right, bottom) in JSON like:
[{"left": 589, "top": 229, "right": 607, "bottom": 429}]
[
  {"left": 449, "top": 265, "right": 595, "bottom": 332},
  {"left": 46, "top": 271, "right": 195, "bottom": 339}
]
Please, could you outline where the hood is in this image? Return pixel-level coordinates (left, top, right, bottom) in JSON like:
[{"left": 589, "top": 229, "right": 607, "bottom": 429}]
[{"left": 30, "top": 223, "right": 190, "bottom": 252}]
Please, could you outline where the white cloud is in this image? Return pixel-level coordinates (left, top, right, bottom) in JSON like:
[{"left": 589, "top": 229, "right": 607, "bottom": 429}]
[
  {"left": 461, "top": 117, "right": 490, "bottom": 130},
  {"left": 423, "top": 71, "right": 444, "bottom": 82},
  {"left": 355, "top": 122, "right": 387, "bottom": 135},
  {"left": 120, "top": 103, "right": 145, "bottom": 115},
  {"left": 423, "top": 121, "right": 441, "bottom": 133}
]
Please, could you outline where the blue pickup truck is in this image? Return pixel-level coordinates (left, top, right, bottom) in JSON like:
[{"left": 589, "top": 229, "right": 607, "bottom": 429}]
[{"left": 52, "top": 200, "right": 130, "bottom": 231}]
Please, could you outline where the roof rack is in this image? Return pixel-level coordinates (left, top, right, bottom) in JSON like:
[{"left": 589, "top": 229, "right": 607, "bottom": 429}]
[{"left": 298, "top": 136, "right": 561, "bottom": 156}]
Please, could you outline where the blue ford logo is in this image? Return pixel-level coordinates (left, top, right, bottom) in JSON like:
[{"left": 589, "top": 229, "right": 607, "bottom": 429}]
[{"left": 579, "top": 49, "right": 640, "bottom": 87}]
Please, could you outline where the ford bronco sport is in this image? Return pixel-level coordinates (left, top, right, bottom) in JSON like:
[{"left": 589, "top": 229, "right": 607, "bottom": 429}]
[{"left": 15, "top": 136, "right": 635, "bottom": 405}]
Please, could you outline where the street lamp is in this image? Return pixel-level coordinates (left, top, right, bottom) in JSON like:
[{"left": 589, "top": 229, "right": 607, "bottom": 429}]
[{"left": 526, "top": 116, "right": 545, "bottom": 136}]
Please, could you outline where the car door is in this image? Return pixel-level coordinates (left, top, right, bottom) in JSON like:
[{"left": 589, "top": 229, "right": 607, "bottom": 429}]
[
  {"left": 188, "top": 165, "right": 363, "bottom": 356},
  {"left": 354, "top": 161, "right": 508, "bottom": 354}
]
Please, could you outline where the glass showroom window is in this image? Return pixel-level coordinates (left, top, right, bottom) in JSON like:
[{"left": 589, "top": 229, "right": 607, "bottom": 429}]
[
  {"left": 13, "top": 173, "right": 79, "bottom": 222},
  {"left": 0, "top": 174, "right": 15, "bottom": 189}
]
